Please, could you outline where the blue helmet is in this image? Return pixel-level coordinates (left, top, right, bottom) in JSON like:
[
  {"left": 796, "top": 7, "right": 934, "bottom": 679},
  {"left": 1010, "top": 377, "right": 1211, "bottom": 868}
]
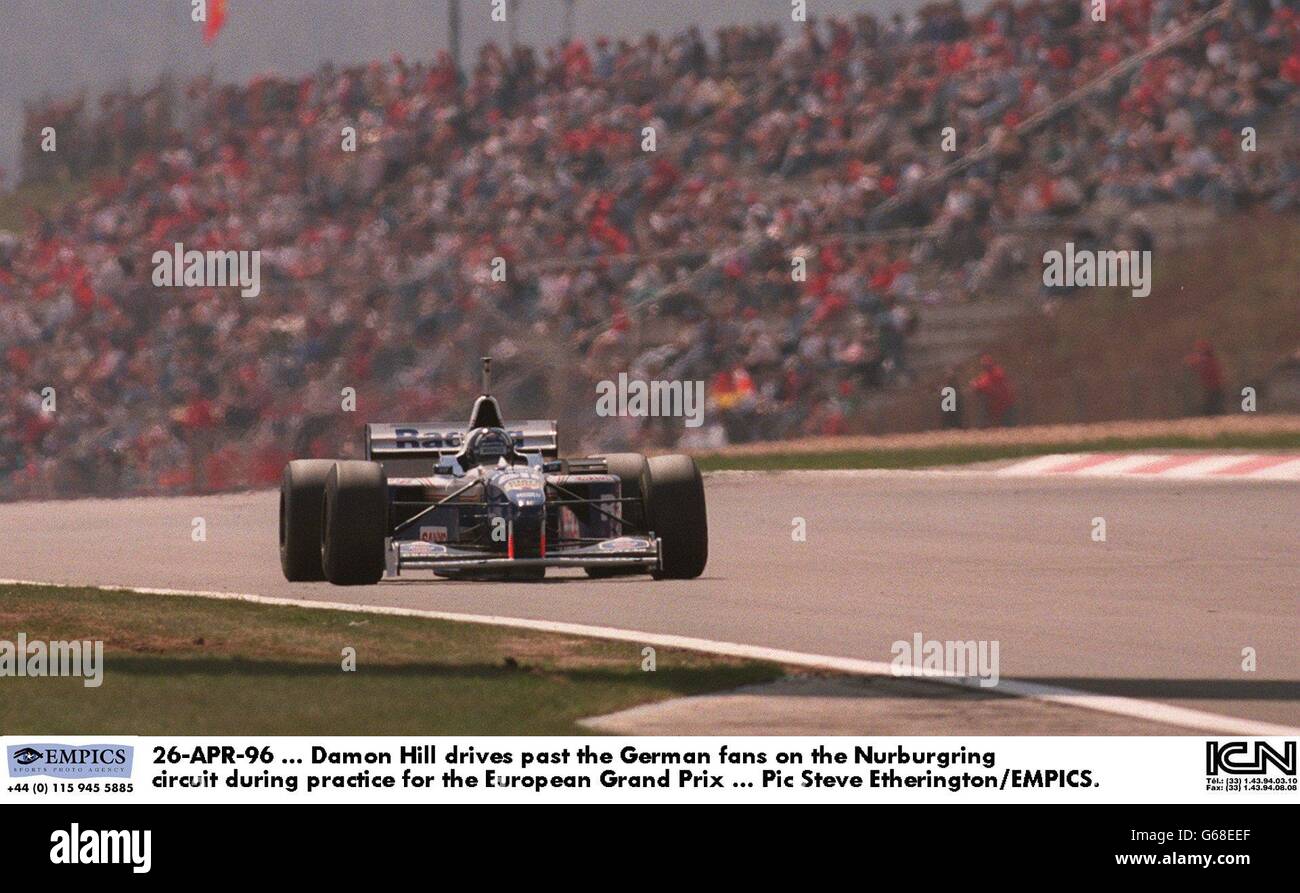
[{"left": 460, "top": 426, "right": 515, "bottom": 467}]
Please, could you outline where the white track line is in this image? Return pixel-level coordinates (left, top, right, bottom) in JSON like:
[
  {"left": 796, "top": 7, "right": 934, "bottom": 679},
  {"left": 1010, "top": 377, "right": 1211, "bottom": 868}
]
[{"left": 4, "top": 578, "right": 1294, "bottom": 737}]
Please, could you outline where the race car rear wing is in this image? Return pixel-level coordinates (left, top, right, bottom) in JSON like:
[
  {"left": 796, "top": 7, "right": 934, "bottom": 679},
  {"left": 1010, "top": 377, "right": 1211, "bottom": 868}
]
[{"left": 365, "top": 421, "right": 558, "bottom": 460}]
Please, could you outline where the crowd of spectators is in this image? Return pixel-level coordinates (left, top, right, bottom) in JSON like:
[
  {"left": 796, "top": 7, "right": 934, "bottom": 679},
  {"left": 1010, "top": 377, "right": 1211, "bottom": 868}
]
[{"left": 3, "top": 0, "right": 1297, "bottom": 498}]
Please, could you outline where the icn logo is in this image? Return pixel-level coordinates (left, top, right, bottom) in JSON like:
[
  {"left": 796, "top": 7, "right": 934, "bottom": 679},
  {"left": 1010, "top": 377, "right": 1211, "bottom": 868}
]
[{"left": 1206, "top": 741, "right": 1296, "bottom": 776}]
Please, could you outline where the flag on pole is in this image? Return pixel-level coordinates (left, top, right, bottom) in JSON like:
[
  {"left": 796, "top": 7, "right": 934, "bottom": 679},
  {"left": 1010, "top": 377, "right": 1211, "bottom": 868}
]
[{"left": 204, "top": 0, "right": 228, "bottom": 44}]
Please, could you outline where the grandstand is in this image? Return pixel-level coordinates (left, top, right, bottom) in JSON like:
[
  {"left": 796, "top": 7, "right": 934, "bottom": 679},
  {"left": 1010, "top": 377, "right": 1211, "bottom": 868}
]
[{"left": 1, "top": 0, "right": 1296, "bottom": 498}]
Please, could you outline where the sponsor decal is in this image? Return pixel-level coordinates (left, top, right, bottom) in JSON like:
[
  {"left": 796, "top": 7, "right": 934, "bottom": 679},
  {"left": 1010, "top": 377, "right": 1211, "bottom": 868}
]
[
  {"left": 402, "top": 540, "right": 447, "bottom": 557},
  {"left": 476, "top": 432, "right": 510, "bottom": 457},
  {"left": 558, "top": 507, "right": 581, "bottom": 541},
  {"left": 598, "top": 537, "right": 651, "bottom": 552},
  {"left": 377, "top": 426, "right": 536, "bottom": 451},
  {"left": 497, "top": 474, "right": 543, "bottom": 492},
  {"left": 7, "top": 744, "right": 133, "bottom": 779},
  {"left": 391, "top": 428, "right": 463, "bottom": 450},
  {"left": 419, "top": 526, "right": 448, "bottom": 543}
]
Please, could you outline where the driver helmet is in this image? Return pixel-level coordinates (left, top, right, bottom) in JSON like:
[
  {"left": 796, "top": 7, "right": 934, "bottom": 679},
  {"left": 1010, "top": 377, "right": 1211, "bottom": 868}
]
[{"left": 462, "top": 427, "right": 515, "bottom": 466}]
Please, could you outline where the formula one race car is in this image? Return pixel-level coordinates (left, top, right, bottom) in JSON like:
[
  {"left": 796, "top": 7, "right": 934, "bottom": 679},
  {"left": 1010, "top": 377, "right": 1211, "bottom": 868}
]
[{"left": 279, "top": 358, "right": 707, "bottom": 585}]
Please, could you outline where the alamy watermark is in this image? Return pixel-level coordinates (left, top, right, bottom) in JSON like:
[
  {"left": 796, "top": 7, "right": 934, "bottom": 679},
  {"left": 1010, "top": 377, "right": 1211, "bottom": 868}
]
[
  {"left": 595, "top": 374, "right": 705, "bottom": 428},
  {"left": 49, "top": 824, "right": 150, "bottom": 874},
  {"left": 890, "top": 633, "right": 999, "bottom": 688},
  {"left": 0, "top": 634, "right": 104, "bottom": 687},
  {"left": 152, "top": 242, "right": 261, "bottom": 297},
  {"left": 1042, "top": 242, "right": 1151, "bottom": 298}
]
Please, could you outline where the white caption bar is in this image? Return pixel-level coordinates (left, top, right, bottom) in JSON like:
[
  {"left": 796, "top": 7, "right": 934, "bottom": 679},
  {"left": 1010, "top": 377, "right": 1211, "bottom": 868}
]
[{"left": 2, "top": 736, "right": 1295, "bottom": 805}]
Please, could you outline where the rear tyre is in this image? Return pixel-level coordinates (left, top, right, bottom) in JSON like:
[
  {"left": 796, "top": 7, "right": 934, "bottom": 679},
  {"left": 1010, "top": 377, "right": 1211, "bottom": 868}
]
[
  {"left": 280, "top": 459, "right": 336, "bottom": 581},
  {"left": 646, "top": 455, "right": 708, "bottom": 579},
  {"left": 321, "top": 461, "right": 388, "bottom": 586},
  {"left": 585, "top": 452, "right": 650, "bottom": 578}
]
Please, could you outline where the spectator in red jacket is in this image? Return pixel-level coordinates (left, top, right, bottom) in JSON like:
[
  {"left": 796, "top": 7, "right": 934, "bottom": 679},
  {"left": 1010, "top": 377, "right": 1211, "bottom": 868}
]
[
  {"left": 971, "top": 355, "right": 1017, "bottom": 427},
  {"left": 1184, "top": 339, "right": 1225, "bottom": 416}
]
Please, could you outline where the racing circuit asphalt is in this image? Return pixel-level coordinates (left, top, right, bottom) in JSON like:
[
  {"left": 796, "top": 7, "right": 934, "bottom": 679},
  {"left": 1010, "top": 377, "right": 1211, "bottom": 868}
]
[{"left": 1, "top": 470, "right": 1296, "bottom": 731}]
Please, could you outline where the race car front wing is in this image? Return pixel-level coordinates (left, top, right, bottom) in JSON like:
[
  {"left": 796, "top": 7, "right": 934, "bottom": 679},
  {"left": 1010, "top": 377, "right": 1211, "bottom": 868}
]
[{"left": 384, "top": 535, "right": 661, "bottom": 577}]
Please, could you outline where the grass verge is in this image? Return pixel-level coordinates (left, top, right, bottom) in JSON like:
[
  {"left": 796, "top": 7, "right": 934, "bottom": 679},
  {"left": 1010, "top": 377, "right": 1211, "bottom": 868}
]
[{"left": 0, "top": 584, "right": 782, "bottom": 735}]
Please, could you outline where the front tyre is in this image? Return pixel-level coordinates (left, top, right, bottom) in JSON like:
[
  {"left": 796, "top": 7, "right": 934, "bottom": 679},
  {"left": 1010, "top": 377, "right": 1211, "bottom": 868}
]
[
  {"left": 280, "top": 459, "right": 336, "bottom": 581},
  {"left": 646, "top": 454, "right": 708, "bottom": 579},
  {"left": 321, "top": 460, "right": 388, "bottom": 586},
  {"left": 586, "top": 452, "right": 651, "bottom": 578},
  {"left": 593, "top": 453, "right": 650, "bottom": 532}
]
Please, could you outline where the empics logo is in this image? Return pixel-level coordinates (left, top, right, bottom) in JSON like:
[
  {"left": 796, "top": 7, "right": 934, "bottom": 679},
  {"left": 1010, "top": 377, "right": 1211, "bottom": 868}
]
[
  {"left": 12, "top": 747, "right": 43, "bottom": 766},
  {"left": 7, "top": 744, "right": 133, "bottom": 779},
  {"left": 50, "top": 824, "right": 151, "bottom": 874}
]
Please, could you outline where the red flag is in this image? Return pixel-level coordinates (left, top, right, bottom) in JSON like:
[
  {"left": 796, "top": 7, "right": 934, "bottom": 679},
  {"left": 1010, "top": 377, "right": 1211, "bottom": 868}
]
[{"left": 204, "top": 0, "right": 228, "bottom": 44}]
